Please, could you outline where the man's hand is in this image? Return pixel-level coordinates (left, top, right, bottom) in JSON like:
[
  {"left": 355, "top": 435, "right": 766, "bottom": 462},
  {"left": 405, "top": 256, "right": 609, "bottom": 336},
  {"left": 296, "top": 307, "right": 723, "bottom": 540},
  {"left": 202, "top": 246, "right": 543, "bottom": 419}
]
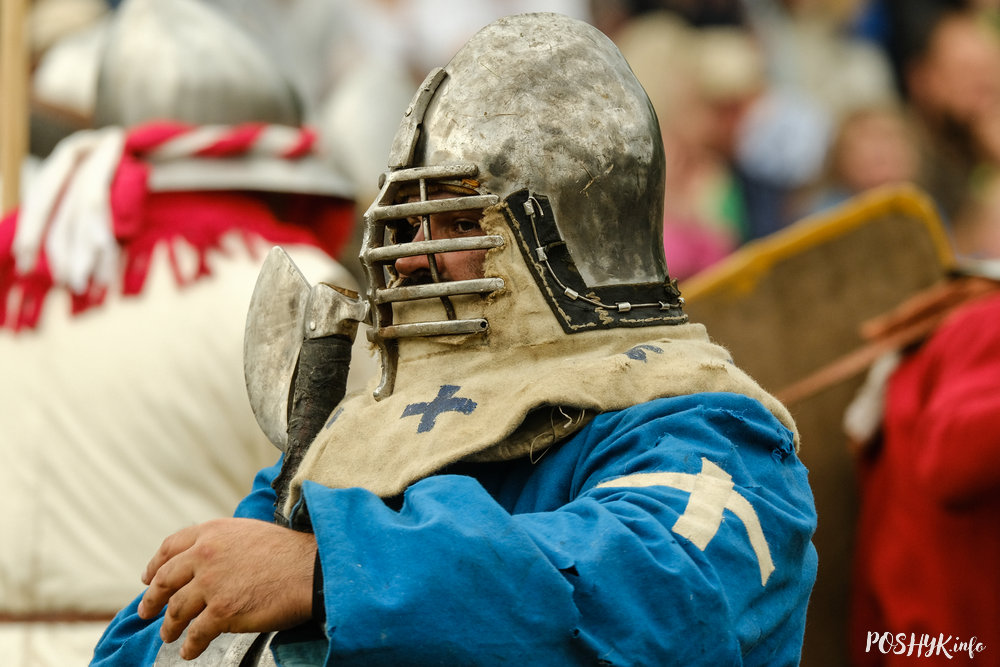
[{"left": 137, "top": 518, "right": 317, "bottom": 660}]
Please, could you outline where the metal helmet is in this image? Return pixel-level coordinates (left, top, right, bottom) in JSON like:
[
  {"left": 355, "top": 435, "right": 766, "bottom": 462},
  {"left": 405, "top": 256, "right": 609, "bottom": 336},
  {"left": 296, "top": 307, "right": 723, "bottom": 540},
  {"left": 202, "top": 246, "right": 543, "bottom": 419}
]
[
  {"left": 361, "top": 12, "right": 686, "bottom": 398},
  {"left": 93, "top": 0, "right": 302, "bottom": 128}
]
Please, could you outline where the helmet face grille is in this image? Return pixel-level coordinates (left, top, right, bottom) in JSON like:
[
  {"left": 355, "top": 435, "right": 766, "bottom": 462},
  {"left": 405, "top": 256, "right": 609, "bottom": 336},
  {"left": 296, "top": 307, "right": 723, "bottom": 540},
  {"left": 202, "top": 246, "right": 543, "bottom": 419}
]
[{"left": 360, "top": 165, "right": 503, "bottom": 399}]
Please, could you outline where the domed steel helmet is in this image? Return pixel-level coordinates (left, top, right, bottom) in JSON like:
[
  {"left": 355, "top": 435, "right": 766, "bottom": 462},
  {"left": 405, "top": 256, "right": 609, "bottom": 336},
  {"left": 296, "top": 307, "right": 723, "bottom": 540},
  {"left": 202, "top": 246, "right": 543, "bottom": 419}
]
[
  {"left": 361, "top": 12, "right": 686, "bottom": 398},
  {"left": 94, "top": 0, "right": 303, "bottom": 128}
]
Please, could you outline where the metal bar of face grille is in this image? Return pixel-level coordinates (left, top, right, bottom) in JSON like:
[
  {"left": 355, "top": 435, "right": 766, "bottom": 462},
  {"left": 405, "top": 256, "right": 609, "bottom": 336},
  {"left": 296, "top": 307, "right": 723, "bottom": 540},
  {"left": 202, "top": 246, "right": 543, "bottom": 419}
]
[
  {"left": 368, "top": 194, "right": 500, "bottom": 222},
  {"left": 385, "top": 163, "right": 480, "bottom": 182},
  {"left": 364, "top": 235, "right": 504, "bottom": 263},
  {"left": 378, "top": 318, "right": 489, "bottom": 339},
  {"left": 375, "top": 277, "right": 505, "bottom": 304},
  {"left": 418, "top": 178, "right": 447, "bottom": 287}
]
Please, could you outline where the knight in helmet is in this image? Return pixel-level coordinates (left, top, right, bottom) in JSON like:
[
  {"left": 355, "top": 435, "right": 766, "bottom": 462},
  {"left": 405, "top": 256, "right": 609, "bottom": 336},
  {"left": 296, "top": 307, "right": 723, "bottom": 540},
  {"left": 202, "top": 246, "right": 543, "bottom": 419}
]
[{"left": 93, "top": 13, "right": 817, "bottom": 666}]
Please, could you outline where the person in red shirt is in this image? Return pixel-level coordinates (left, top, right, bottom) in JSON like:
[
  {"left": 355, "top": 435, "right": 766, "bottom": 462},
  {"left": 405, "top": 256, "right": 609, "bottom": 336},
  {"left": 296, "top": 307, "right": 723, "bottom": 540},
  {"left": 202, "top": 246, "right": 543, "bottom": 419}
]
[{"left": 849, "top": 268, "right": 1000, "bottom": 665}]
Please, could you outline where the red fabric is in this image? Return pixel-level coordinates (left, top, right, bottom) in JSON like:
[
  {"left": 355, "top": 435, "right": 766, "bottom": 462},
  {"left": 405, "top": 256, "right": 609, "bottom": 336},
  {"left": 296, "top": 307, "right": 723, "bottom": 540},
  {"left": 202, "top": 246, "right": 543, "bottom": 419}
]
[
  {"left": 123, "top": 123, "right": 191, "bottom": 154},
  {"left": 850, "top": 292, "right": 1000, "bottom": 665},
  {"left": 190, "top": 125, "right": 267, "bottom": 157},
  {"left": 0, "top": 122, "right": 355, "bottom": 331},
  {"left": 0, "top": 215, "right": 54, "bottom": 330},
  {"left": 280, "top": 128, "right": 318, "bottom": 159}
]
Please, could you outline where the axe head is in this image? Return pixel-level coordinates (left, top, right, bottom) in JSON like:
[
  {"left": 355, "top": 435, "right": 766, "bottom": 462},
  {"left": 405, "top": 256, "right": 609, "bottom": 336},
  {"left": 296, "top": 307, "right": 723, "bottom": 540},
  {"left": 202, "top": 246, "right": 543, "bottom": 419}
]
[{"left": 243, "top": 246, "right": 311, "bottom": 451}]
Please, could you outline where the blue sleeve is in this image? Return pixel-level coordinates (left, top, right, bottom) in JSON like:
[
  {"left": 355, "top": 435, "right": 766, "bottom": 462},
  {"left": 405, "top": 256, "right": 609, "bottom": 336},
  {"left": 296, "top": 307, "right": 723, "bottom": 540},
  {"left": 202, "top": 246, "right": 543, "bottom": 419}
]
[
  {"left": 302, "top": 393, "right": 817, "bottom": 666},
  {"left": 303, "top": 478, "right": 586, "bottom": 666},
  {"left": 90, "top": 459, "right": 282, "bottom": 666},
  {"left": 510, "top": 394, "right": 818, "bottom": 665},
  {"left": 89, "top": 597, "right": 166, "bottom": 667},
  {"left": 233, "top": 455, "right": 282, "bottom": 519}
]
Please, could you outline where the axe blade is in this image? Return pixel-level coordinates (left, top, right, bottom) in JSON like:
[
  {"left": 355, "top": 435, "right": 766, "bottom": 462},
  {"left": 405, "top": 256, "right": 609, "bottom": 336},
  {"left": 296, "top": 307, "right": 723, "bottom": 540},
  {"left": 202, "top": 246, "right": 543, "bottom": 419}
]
[{"left": 243, "top": 246, "right": 311, "bottom": 451}]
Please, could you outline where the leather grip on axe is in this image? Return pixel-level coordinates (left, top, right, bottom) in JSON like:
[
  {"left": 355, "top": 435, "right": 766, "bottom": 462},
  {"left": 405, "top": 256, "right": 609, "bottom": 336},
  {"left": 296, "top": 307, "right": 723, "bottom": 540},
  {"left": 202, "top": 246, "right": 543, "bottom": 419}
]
[{"left": 272, "top": 334, "right": 353, "bottom": 526}]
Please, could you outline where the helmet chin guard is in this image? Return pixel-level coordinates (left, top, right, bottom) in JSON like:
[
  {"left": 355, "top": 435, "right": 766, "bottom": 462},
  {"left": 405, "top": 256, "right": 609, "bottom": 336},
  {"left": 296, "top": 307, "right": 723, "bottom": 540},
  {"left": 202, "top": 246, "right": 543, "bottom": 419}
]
[{"left": 502, "top": 189, "right": 685, "bottom": 333}]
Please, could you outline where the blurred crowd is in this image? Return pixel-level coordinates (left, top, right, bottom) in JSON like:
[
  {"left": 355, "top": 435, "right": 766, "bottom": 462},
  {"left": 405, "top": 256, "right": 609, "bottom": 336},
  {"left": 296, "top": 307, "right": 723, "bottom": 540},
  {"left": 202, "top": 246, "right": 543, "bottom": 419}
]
[
  {"left": 606, "top": 0, "right": 1000, "bottom": 278},
  {"left": 12, "top": 0, "right": 1000, "bottom": 278}
]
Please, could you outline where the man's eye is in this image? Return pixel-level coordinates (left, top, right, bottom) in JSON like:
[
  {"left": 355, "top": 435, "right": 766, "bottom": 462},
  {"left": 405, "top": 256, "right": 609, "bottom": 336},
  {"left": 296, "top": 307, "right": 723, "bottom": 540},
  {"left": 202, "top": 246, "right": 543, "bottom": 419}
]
[
  {"left": 453, "top": 218, "right": 481, "bottom": 234},
  {"left": 396, "top": 217, "right": 424, "bottom": 241}
]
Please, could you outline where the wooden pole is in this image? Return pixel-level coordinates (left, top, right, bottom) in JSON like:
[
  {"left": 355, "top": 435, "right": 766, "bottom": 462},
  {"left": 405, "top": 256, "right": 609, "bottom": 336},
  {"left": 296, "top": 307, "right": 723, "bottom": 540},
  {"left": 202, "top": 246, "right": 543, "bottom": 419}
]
[{"left": 1, "top": 0, "right": 30, "bottom": 215}]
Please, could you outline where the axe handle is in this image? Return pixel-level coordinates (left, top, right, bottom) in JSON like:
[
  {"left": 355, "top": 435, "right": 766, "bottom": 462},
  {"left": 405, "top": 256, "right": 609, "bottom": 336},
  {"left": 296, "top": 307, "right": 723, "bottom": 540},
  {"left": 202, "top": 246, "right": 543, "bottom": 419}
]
[{"left": 272, "top": 334, "right": 353, "bottom": 525}]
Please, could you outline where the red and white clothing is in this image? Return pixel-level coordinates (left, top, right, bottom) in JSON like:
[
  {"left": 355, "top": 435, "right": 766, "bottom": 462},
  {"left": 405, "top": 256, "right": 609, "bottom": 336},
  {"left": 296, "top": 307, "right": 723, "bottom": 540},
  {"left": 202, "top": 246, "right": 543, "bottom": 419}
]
[
  {"left": 0, "top": 122, "right": 372, "bottom": 666},
  {"left": 2, "top": 121, "right": 355, "bottom": 331}
]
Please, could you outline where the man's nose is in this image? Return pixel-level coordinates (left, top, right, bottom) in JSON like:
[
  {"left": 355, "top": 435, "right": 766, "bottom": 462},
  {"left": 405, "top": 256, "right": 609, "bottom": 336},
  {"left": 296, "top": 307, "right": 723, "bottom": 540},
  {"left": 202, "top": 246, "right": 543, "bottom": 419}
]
[
  {"left": 394, "top": 250, "right": 431, "bottom": 278},
  {"left": 395, "top": 224, "right": 430, "bottom": 278}
]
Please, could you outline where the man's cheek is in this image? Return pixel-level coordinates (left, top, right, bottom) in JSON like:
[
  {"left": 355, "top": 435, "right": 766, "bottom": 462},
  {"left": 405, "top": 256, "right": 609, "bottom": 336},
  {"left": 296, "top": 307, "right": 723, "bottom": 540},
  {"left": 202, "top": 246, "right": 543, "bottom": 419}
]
[{"left": 467, "top": 250, "right": 489, "bottom": 280}]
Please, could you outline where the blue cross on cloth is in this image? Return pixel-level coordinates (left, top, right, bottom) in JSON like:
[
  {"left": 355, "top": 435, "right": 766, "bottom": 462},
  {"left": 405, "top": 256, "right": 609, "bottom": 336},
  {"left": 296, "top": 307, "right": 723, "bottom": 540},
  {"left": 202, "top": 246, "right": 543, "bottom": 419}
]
[
  {"left": 624, "top": 344, "right": 663, "bottom": 362},
  {"left": 401, "top": 385, "right": 478, "bottom": 433}
]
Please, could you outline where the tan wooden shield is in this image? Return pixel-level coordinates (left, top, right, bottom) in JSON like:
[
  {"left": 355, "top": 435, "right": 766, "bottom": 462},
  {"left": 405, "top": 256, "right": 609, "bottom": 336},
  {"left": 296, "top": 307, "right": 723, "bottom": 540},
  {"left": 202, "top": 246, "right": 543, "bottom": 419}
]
[{"left": 679, "top": 184, "right": 955, "bottom": 667}]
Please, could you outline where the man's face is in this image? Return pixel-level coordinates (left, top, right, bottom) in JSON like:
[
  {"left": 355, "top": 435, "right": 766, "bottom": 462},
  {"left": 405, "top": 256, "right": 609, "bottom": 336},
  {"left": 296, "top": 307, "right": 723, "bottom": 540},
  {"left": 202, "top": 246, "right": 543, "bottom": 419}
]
[{"left": 393, "top": 194, "right": 487, "bottom": 283}]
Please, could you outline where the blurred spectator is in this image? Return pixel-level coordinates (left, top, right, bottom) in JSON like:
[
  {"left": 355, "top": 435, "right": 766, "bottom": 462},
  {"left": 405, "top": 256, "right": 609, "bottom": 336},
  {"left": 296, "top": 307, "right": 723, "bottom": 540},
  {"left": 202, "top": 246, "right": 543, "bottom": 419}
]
[
  {"left": 616, "top": 12, "right": 763, "bottom": 278},
  {"left": 298, "top": 0, "right": 591, "bottom": 104},
  {"left": 744, "top": 0, "right": 897, "bottom": 122},
  {"left": 802, "top": 104, "right": 921, "bottom": 214},
  {"left": 590, "top": 0, "right": 745, "bottom": 35},
  {"left": 951, "top": 166, "right": 1000, "bottom": 260},
  {"left": 0, "top": 1, "right": 373, "bottom": 664},
  {"left": 903, "top": 8, "right": 1000, "bottom": 221},
  {"left": 739, "top": 0, "right": 898, "bottom": 233},
  {"left": 879, "top": 0, "right": 972, "bottom": 99},
  {"left": 612, "top": 1, "right": 899, "bottom": 246}
]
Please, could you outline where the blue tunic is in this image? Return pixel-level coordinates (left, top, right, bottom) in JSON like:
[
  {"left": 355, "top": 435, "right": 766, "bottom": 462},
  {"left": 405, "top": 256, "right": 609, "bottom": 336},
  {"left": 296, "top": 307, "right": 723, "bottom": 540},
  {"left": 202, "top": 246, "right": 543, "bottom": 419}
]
[{"left": 92, "top": 392, "right": 817, "bottom": 666}]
